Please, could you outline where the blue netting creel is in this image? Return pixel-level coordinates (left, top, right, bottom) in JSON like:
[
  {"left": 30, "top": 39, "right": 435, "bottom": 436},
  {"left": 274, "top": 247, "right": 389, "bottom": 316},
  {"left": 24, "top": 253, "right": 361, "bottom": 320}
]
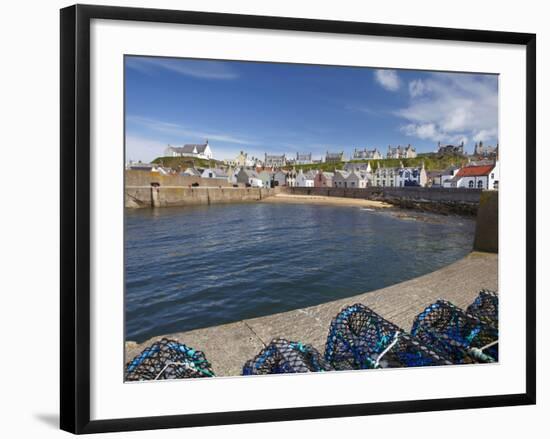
[
  {"left": 243, "top": 338, "right": 333, "bottom": 375},
  {"left": 466, "top": 289, "right": 498, "bottom": 328},
  {"left": 325, "top": 304, "right": 452, "bottom": 370},
  {"left": 125, "top": 338, "right": 215, "bottom": 381},
  {"left": 411, "top": 300, "right": 498, "bottom": 363}
]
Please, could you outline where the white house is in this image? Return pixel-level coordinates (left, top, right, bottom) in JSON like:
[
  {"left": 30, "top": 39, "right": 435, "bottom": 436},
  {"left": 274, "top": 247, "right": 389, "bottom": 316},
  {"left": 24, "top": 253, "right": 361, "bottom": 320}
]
[
  {"left": 286, "top": 169, "right": 297, "bottom": 187},
  {"left": 165, "top": 140, "right": 213, "bottom": 160},
  {"left": 344, "top": 162, "right": 372, "bottom": 173},
  {"left": 372, "top": 162, "right": 426, "bottom": 187},
  {"left": 236, "top": 168, "right": 263, "bottom": 187},
  {"left": 346, "top": 170, "right": 369, "bottom": 188},
  {"left": 258, "top": 171, "right": 274, "bottom": 188},
  {"left": 440, "top": 167, "right": 461, "bottom": 188},
  {"left": 248, "top": 176, "right": 263, "bottom": 187},
  {"left": 333, "top": 170, "right": 350, "bottom": 188},
  {"left": 387, "top": 144, "right": 417, "bottom": 159},
  {"left": 226, "top": 166, "right": 240, "bottom": 185},
  {"left": 372, "top": 166, "right": 399, "bottom": 187},
  {"left": 201, "top": 168, "right": 228, "bottom": 180},
  {"left": 295, "top": 169, "right": 315, "bottom": 187},
  {"left": 352, "top": 148, "right": 383, "bottom": 160},
  {"left": 449, "top": 162, "right": 499, "bottom": 189},
  {"left": 396, "top": 164, "right": 427, "bottom": 187},
  {"left": 273, "top": 171, "right": 287, "bottom": 187}
]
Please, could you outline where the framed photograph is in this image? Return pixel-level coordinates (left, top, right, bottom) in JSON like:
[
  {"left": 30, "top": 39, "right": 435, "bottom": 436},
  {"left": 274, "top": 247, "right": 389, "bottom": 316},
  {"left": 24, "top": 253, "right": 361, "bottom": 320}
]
[{"left": 60, "top": 4, "right": 536, "bottom": 434}]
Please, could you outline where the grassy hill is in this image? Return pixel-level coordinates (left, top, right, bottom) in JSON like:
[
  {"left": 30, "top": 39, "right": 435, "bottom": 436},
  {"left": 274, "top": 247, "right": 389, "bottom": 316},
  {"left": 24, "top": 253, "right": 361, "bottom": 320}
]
[
  {"left": 283, "top": 153, "right": 469, "bottom": 172},
  {"left": 151, "top": 156, "right": 225, "bottom": 171},
  {"left": 152, "top": 153, "right": 470, "bottom": 173}
]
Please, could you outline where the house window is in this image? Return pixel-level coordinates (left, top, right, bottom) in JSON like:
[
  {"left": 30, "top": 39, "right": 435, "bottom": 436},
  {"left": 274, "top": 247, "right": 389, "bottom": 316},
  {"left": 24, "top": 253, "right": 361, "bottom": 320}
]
[
  {"left": 477, "top": 180, "right": 484, "bottom": 189},
  {"left": 469, "top": 181, "right": 474, "bottom": 188},
  {"left": 382, "top": 180, "right": 386, "bottom": 186},
  {"left": 491, "top": 173, "right": 494, "bottom": 179}
]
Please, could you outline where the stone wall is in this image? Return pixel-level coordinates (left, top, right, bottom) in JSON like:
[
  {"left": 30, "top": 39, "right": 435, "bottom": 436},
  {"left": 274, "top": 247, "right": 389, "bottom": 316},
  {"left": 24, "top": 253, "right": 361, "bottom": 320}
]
[
  {"left": 126, "top": 186, "right": 277, "bottom": 208},
  {"left": 282, "top": 186, "right": 483, "bottom": 215},
  {"left": 125, "top": 170, "right": 234, "bottom": 188},
  {"left": 473, "top": 191, "right": 499, "bottom": 253},
  {"left": 282, "top": 186, "right": 482, "bottom": 202}
]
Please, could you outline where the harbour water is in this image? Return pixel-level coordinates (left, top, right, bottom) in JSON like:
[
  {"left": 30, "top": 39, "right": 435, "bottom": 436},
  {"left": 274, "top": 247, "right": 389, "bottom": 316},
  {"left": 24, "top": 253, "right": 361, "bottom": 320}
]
[{"left": 125, "top": 203, "right": 475, "bottom": 342}]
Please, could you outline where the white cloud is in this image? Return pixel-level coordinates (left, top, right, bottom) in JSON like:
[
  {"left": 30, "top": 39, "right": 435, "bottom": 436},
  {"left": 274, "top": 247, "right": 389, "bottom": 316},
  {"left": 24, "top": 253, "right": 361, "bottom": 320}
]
[
  {"left": 396, "top": 73, "right": 498, "bottom": 147},
  {"left": 408, "top": 79, "right": 428, "bottom": 97},
  {"left": 127, "top": 116, "right": 252, "bottom": 145},
  {"left": 473, "top": 128, "right": 498, "bottom": 142},
  {"left": 374, "top": 69, "right": 401, "bottom": 91},
  {"left": 126, "top": 57, "right": 239, "bottom": 80},
  {"left": 402, "top": 123, "right": 441, "bottom": 140}
]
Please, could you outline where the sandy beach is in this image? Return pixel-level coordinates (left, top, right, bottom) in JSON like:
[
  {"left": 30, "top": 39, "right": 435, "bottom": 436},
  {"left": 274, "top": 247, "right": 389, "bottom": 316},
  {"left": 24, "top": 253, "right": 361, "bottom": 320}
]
[{"left": 262, "top": 193, "right": 392, "bottom": 208}]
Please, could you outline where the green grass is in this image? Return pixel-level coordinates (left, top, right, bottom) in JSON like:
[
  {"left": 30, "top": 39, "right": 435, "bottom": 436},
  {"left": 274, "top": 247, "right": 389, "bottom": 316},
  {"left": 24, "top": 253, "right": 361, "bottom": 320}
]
[
  {"left": 153, "top": 152, "right": 470, "bottom": 173},
  {"left": 283, "top": 153, "right": 469, "bottom": 172}
]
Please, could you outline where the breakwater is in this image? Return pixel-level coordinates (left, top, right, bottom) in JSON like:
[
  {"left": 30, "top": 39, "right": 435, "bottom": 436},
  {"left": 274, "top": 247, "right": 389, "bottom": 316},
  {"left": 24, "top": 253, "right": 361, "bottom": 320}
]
[
  {"left": 282, "top": 186, "right": 482, "bottom": 215},
  {"left": 126, "top": 251, "right": 498, "bottom": 376},
  {"left": 126, "top": 186, "right": 277, "bottom": 208},
  {"left": 126, "top": 169, "right": 234, "bottom": 187},
  {"left": 125, "top": 170, "right": 277, "bottom": 208}
]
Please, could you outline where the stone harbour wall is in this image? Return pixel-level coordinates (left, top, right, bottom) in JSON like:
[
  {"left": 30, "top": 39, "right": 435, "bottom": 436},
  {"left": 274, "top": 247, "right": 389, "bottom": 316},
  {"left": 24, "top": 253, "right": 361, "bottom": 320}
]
[
  {"left": 125, "top": 169, "right": 234, "bottom": 188},
  {"left": 126, "top": 186, "right": 278, "bottom": 208},
  {"left": 282, "top": 186, "right": 484, "bottom": 215}
]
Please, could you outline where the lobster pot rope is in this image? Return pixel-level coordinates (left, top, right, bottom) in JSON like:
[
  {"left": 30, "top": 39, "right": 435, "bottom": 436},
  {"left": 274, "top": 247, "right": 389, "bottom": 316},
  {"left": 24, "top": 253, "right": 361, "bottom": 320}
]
[
  {"left": 411, "top": 300, "right": 498, "bottom": 363},
  {"left": 325, "top": 304, "right": 451, "bottom": 370},
  {"left": 466, "top": 289, "right": 499, "bottom": 328},
  {"left": 125, "top": 338, "right": 215, "bottom": 381},
  {"left": 243, "top": 338, "right": 333, "bottom": 375}
]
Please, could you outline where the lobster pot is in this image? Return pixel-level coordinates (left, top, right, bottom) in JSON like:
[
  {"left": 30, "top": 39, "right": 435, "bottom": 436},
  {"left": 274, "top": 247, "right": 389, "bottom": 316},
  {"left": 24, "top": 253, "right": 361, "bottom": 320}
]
[
  {"left": 411, "top": 300, "right": 498, "bottom": 363},
  {"left": 243, "top": 338, "right": 333, "bottom": 375},
  {"left": 125, "top": 338, "right": 215, "bottom": 381},
  {"left": 376, "top": 333, "right": 452, "bottom": 368},
  {"left": 466, "top": 290, "right": 499, "bottom": 328},
  {"left": 325, "top": 304, "right": 451, "bottom": 370}
]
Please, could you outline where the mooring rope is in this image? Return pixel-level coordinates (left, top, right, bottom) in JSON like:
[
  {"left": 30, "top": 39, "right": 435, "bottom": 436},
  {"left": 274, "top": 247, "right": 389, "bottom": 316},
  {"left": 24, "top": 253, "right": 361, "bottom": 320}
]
[{"left": 374, "top": 331, "right": 401, "bottom": 368}]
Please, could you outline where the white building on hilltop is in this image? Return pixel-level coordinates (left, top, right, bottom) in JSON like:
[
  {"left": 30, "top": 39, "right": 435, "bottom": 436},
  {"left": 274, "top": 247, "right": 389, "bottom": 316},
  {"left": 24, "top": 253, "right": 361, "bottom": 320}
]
[
  {"left": 295, "top": 152, "right": 313, "bottom": 165},
  {"left": 232, "top": 150, "right": 262, "bottom": 168},
  {"left": 264, "top": 153, "right": 287, "bottom": 168},
  {"left": 387, "top": 144, "right": 417, "bottom": 159},
  {"left": 165, "top": 140, "right": 213, "bottom": 160},
  {"left": 352, "top": 148, "right": 383, "bottom": 160}
]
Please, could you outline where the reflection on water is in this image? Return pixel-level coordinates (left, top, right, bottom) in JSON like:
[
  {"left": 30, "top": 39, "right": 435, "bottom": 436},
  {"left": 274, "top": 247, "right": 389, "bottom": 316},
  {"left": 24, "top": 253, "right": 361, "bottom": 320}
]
[{"left": 125, "top": 203, "right": 474, "bottom": 342}]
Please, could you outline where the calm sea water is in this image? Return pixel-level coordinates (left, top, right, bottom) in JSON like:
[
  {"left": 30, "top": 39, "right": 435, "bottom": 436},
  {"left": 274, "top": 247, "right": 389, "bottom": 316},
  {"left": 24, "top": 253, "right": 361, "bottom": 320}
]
[{"left": 125, "top": 204, "right": 475, "bottom": 342}]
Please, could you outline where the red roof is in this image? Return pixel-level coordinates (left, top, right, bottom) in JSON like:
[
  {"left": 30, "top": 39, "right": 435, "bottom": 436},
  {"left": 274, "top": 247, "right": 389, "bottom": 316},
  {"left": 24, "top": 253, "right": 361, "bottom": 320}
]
[{"left": 456, "top": 164, "right": 494, "bottom": 177}]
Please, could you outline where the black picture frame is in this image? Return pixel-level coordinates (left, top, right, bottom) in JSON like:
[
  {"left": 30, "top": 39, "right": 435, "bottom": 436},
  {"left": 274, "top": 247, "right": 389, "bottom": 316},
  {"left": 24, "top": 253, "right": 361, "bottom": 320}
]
[{"left": 60, "top": 4, "right": 536, "bottom": 434}]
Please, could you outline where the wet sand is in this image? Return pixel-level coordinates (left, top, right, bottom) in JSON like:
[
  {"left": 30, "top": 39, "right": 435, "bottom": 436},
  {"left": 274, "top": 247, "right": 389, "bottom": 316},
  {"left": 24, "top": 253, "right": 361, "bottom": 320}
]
[{"left": 262, "top": 193, "right": 392, "bottom": 208}]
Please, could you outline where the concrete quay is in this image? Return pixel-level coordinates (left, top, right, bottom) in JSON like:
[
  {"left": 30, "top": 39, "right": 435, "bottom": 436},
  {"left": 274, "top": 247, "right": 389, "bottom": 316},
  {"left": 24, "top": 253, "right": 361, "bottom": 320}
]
[{"left": 125, "top": 251, "right": 498, "bottom": 377}]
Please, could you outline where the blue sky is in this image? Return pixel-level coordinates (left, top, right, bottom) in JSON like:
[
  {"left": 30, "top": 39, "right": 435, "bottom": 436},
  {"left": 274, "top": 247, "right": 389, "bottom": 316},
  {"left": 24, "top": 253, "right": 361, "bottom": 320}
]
[{"left": 125, "top": 56, "right": 498, "bottom": 162}]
